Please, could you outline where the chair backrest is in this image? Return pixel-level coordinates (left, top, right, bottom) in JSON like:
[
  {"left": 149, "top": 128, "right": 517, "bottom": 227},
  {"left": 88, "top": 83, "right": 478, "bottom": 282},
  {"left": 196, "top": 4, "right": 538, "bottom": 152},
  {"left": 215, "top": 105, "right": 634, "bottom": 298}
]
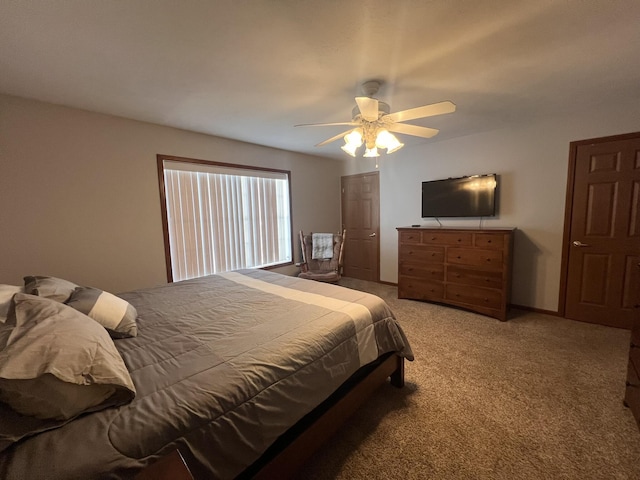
[{"left": 299, "top": 230, "right": 345, "bottom": 273}]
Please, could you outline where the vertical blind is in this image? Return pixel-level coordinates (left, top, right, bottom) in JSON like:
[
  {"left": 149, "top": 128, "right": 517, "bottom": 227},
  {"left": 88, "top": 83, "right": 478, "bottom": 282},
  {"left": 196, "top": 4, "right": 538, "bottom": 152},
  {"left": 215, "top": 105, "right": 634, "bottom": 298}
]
[{"left": 163, "top": 160, "right": 292, "bottom": 281}]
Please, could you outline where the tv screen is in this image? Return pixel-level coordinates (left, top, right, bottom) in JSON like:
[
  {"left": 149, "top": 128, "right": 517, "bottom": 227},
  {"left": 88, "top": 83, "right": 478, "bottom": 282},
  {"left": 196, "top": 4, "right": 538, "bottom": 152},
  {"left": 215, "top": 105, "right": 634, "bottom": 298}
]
[{"left": 421, "top": 174, "right": 497, "bottom": 218}]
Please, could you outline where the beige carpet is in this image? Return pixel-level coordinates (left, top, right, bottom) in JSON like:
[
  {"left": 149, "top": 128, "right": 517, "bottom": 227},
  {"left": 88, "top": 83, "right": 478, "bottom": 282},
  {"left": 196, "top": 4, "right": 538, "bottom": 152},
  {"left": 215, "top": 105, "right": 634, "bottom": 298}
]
[{"left": 294, "top": 278, "right": 640, "bottom": 480}]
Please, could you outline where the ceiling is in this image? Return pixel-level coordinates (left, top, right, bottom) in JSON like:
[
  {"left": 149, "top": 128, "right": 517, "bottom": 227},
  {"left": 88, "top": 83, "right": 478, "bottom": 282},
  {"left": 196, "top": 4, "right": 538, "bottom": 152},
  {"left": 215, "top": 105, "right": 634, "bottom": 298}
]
[{"left": 1, "top": 1, "right": 639, "bottom": 160}]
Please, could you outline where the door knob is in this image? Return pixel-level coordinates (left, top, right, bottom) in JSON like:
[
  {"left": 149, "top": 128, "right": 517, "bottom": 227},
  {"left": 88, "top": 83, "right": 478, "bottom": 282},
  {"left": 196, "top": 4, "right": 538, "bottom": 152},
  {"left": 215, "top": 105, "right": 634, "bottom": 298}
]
[
  {"left": 572, "top": 240, "right": 590, "bottom": 247},
  {"left": 369, "top": 233, "right": 376, "bottom": 237}
]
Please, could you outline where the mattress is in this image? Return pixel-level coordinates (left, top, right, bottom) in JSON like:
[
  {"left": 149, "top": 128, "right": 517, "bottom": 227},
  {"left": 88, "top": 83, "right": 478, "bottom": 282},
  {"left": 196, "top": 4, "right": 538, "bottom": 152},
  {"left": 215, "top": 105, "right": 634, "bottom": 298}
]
[{"left": 0, "top": 269, "right": 413, "bottom": 479}]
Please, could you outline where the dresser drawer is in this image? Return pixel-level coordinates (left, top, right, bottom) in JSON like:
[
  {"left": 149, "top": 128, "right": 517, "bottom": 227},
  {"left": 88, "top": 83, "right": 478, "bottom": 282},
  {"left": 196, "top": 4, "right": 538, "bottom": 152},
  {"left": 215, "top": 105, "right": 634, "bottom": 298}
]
[
  {"left": 447, "top": 248, "right": 503, "bottom": 269},
  {"left": 421, "top": 231, "right": 472, "bottom": 246},
  {"left": 399, "top": 231, "right": 421, "bottom": 244},
  {"left": 399, "top": 245, "right": 445, "bottom": 263},
  {"left": 399, "top": 262, "right": 444, "bottom": 281},
  {"left": 398, "top": 278, "right": 444, "bottom": 301},
  {"left": 445, "top": 284, "right": 503, "bottom": 310},
  {"left": 447, "top": 265, "right": 503, "bottom": 289},
  {"left": 475, "top": 233, "right": 505, "bottom": 249}
]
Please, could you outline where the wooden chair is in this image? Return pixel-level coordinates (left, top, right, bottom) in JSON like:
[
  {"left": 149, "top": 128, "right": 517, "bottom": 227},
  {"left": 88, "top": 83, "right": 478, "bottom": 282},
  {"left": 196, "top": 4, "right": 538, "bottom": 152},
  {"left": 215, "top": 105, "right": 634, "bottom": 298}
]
[{"left": 298, "top": 230, "right": 346, "bottom": 283}]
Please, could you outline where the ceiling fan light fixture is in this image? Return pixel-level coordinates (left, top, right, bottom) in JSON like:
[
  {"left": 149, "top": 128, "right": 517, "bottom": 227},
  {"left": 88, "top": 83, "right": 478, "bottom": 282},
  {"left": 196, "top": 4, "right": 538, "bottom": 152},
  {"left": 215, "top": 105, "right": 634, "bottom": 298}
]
[
  {"left": 296, "top": 81, "right": 455, "bottom": 159},
  {"left": 341, "top": 128, "right": 364, "bottom": 156},
  {"left": 344, "top": 129, "right": 363, "bottom": 147},
  {"left": 363, "top": 146, "right": 379, "bottom": 158},
  {"left": 386, "top": 142, "right": 404, "bottom": 154},
  {"left": 375, "top": 129, "right": 404, "bottom": 154},
  {"left": 341, "top": 142, "right": 359, "bottom": 157}
]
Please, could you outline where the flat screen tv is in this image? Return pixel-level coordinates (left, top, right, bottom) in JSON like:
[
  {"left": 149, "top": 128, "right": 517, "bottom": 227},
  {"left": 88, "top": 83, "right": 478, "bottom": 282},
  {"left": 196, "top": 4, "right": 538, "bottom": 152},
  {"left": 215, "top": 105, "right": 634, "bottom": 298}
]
[{"left": 421, "top": 174, "right": 497, "bottom": 218}]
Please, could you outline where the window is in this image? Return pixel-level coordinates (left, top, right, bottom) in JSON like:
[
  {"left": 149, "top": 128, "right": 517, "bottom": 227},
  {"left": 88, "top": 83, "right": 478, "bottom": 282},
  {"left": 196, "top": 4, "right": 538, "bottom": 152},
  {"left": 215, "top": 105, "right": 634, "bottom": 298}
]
[{"left": 157, "top": 155, "right": 293, "bottom": 282}]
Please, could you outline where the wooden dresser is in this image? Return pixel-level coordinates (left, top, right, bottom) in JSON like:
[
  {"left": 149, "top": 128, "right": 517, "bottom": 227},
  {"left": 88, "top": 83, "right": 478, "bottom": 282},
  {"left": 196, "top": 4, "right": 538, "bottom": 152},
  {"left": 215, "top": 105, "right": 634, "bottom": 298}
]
[{"left": 397, "top": 227, "right": 514, "bottom": 321}]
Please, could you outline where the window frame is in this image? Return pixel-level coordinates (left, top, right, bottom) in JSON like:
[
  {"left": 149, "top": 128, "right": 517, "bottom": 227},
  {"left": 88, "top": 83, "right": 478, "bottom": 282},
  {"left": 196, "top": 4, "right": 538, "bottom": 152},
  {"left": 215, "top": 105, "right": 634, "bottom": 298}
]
[{"left": 156, "top": 154, "right": 294, "bottom": 282}]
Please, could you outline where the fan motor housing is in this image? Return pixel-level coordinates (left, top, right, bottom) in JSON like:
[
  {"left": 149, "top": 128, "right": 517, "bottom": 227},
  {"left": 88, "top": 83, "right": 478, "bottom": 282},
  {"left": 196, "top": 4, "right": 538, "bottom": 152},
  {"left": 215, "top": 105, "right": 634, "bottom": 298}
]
[{"left": 352, "top": 101, "right": 390, "bottom": 121}]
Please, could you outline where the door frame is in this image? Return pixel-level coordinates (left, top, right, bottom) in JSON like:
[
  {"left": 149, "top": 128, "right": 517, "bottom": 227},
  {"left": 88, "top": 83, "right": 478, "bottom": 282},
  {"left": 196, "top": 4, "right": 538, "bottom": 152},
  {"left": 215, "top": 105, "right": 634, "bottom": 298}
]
[{"left": 558, "top": 131, "right": 640, "bottom": 316}]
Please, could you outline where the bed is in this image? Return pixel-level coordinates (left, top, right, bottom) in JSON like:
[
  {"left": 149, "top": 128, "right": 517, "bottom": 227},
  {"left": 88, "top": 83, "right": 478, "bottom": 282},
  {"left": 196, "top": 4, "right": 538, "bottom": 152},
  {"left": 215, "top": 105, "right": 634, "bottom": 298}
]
[{"left": 0, "top": 269, "right": 413, "bottom": 479}]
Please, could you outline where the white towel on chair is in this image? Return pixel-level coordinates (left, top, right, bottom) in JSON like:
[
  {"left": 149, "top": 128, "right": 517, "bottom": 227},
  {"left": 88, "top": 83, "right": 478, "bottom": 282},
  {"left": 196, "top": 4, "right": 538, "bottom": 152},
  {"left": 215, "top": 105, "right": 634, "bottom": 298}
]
[{"left": 312, "top": 233, "right": 334, "bottom": 259}]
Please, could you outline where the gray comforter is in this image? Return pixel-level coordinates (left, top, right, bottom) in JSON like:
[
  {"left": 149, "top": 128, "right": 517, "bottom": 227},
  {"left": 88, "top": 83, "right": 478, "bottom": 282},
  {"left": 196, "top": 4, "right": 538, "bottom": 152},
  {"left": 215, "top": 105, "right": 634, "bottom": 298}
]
[{"left": 0, "top": 269, "right": 413, "bottom": 479}]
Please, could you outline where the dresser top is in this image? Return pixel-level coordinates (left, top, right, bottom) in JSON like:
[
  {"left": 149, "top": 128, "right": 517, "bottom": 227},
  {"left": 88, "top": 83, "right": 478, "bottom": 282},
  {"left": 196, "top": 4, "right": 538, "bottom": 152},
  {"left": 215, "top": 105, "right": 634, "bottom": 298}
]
[{"left": 397, "top": 226, "right": 516, "bottom": 231}]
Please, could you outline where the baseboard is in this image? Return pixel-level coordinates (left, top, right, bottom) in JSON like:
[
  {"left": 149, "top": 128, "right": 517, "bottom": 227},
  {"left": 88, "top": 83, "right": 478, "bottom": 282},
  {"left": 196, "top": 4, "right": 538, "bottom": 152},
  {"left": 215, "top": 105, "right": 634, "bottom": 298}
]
[
  {"left": 364, "top": 280, "right": 561, "bottom": 318},
  {"left": 509, "top": 304, "right": 561, "bottom": 317}
]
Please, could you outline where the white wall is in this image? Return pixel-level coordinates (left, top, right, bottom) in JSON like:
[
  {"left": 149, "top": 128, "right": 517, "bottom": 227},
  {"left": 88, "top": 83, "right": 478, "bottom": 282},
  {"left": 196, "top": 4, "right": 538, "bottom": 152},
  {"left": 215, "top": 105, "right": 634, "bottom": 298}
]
[
  {"left": 0, "top": 94, "right": 342, "bottom": 293},
  {"left": 342, "top": 101, "right": 640, "bottom": 312}
]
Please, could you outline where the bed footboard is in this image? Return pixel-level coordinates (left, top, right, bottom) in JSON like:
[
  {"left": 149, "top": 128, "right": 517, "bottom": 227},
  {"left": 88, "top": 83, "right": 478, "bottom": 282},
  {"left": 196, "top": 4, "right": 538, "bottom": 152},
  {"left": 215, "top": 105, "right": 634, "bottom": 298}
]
[{"left": 247, "top": 353, "right": 405, "bottom": 479}]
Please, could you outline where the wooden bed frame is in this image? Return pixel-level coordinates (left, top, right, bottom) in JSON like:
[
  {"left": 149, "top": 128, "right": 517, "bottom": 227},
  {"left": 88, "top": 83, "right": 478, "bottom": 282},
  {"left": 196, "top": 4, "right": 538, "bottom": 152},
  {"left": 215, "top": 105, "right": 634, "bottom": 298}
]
[{"left": 136, "top": 353, "right": 405, "bottom": 480}]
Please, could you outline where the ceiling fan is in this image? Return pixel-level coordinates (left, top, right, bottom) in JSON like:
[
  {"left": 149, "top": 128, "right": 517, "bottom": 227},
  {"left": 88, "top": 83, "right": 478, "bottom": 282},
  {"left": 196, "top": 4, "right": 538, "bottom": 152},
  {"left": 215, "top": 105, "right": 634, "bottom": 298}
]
[{"left": 295, "top": 80, "right": 456, "bottom": 157}]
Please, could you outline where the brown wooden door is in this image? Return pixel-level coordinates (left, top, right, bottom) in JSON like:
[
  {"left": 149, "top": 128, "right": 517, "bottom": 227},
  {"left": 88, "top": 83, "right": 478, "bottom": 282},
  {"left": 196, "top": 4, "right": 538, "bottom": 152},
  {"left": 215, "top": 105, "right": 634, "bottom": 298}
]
[
  {"left": 341, "top": 172, "right": 380, "bottom": 281},
  {"left": 562, "top": 132, "right": 640, "bottom": 329}
]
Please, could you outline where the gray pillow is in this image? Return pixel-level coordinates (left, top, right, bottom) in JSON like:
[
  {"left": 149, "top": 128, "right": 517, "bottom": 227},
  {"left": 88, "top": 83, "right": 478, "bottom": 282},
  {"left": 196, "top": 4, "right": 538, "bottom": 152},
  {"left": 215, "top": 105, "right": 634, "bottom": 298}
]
[
  {"left": 23, "top": 276, "right": 79, "bottom": 303},
  {"left": 0, "top": 374, "right": 115, "bottom": 420},
  {"left": 65, "top": 286, "right": 138, "bottom": 338},
  {"left": 0, "top": 293, "right": 135, "bottom": 443}
]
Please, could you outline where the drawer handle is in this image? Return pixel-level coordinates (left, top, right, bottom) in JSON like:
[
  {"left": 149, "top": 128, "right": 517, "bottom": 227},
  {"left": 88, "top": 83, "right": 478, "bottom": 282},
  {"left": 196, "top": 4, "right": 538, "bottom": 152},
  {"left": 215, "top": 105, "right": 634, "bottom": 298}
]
[
  {"left": 457, "top": 238, "right": 462, "bottom": 242},
  {"left": 432, "top": 253, "right": 436, "bottom": 256},
  {"left": 431, "top": 237, "right": 436, "bottom": 240},
  {"left": 486, "top": 259, "right": 491, "bottom": 262},
  {"left": 487, "top": 240, "right": 492, "bottom": 243},
  {"left": 457, "top": 256, "right": 461, "bottom": 259}
]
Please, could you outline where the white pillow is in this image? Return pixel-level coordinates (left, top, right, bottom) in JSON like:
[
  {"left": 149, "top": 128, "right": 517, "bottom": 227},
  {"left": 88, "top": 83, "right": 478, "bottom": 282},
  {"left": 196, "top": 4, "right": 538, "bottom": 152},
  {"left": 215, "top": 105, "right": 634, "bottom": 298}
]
[
  {"left": 0, "top": 285, "right": 23, "bottom": 323},
  {"left": 65, "top": 286, "right": 138, "bottom": 338}
]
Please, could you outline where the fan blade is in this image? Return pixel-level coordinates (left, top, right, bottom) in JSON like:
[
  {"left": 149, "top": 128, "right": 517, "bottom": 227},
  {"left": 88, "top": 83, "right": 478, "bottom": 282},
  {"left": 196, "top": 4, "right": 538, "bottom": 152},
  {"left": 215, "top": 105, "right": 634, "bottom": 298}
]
[
  {"left": 385, "top": 101, "right": 456, "bottom": 123},
  {"left": 355, "top": 97, "right": 379, "bottom": 122},
  {"left": 388, "top": 123, "right": 440, "bottom": 139},
  {"left": 295, "top": 121, "right": 359, "bottom": 127},
  {"left": 315, "top": 129, "right": 353, "bottom": 147}
]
